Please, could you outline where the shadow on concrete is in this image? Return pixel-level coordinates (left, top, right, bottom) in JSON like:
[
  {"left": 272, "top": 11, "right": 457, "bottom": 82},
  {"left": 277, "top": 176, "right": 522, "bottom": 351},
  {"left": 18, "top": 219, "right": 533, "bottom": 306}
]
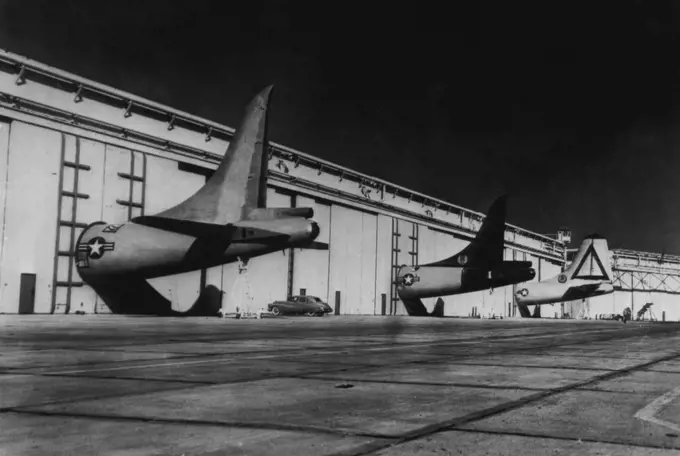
[{"left": 86, "top": 276, "right": 222, "bottom": 317}]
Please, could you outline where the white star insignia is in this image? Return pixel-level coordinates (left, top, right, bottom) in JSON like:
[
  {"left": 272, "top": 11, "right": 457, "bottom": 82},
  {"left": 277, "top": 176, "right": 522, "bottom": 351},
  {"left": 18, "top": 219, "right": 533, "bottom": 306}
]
[{"left": 89, "top": 239, "right": 104, "bottom": 257}]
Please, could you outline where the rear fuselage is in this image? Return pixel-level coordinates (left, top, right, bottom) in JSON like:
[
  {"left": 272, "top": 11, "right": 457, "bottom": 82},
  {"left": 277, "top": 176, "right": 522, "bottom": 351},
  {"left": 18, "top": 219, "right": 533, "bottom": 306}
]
[
  {"left": 397, "top": 261, "right": 536, "bottom": 299},
  {"left": 76, "top": 217, "right": 319, "bottom": 279},
  {"left": 515, "top": 279, "right": 614, "bottom": 306}
]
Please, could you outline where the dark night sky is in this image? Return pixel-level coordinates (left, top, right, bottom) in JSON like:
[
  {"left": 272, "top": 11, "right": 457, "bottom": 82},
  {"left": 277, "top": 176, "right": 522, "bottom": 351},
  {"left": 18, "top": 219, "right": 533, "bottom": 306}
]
[{"left": 1, "top": 0, "right": 679, "bottom": 252}]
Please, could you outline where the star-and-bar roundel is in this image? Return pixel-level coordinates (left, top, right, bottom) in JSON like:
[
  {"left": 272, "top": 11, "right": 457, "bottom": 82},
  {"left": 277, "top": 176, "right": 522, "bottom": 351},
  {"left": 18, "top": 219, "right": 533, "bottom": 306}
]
[
  {"left": 402, "top": 273, "right": 420, "bottom": 287},
  {"left": 77, "top": 236, "right": 115, "bottom": 260},
  {"left": 517, "top": 288, "right": 529, "bottom": 297}
]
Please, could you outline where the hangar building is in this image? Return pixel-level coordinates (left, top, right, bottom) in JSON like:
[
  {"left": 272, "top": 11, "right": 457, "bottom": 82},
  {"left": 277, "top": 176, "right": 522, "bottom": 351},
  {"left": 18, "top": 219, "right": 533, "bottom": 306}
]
[
  {"left": 0, "top": 50, "right": 677, "bottom": 320},
  {"left": 580, "top": 249, "right": 680, "bottom": 321}
]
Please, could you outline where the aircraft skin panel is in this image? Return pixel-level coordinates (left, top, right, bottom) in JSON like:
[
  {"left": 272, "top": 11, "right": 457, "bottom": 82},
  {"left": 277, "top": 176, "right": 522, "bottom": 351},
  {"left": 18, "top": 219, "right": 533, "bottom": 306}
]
[
  {"left": 77, "top": 215, "right": 318, "bottom": 279},
  {"left": 77, "top": 222, "right": 194, "bottom": 277},
  {"left": 398, "top": 266, "right": 464, "bottom": 299}
]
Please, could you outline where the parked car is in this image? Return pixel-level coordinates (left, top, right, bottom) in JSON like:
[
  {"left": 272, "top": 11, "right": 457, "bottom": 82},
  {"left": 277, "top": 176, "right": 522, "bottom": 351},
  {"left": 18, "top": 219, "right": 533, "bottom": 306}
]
[{"left": 268, "top": 295, "right": 333, "bottom": 316}]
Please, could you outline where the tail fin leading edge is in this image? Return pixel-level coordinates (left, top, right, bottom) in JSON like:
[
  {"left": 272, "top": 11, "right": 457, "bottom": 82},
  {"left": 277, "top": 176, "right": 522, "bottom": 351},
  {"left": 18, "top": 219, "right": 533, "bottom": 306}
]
[
  {"left": 428, "top": 196, "right": 507, "bottom": 268},
  {"left": 155, "top": 85, "right": 274, "bottom": 225}
]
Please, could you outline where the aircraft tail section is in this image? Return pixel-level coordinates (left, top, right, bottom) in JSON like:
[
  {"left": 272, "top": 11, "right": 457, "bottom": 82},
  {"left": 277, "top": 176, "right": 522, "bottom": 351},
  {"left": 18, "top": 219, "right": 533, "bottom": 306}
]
[
  {"left": 517, "top": 303, "right": 532, "bottom": 318},
  {"left": 431, "top": 298, "right": 445, "bottom": 318},
  {"left": 400, "top": 296, "right": 446, "bottom": 317},
  {"left": 401, "top": 296, "right": 429, "bottom": 316},
  {"left": 427, "top": 196, "right": 507, "bottom": 268},
  {"left": 565, "top": 234, "right": 613, "bottom": 281},
  {"left": 154, "top": 85, "right": 274, "bottom": 225}
]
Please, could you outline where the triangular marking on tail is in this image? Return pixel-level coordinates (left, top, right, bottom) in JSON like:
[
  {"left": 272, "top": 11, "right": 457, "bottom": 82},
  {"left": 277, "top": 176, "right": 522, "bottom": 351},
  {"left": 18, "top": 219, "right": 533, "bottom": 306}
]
[{"left": 571, "top": 243, "right": 610, "bottom": 281}]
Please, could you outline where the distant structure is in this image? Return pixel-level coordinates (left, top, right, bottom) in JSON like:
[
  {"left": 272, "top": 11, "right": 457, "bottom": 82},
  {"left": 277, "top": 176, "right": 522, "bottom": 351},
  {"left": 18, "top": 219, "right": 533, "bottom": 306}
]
[{"left": 1, "top": 50, "right": 677, "bottom": 320}]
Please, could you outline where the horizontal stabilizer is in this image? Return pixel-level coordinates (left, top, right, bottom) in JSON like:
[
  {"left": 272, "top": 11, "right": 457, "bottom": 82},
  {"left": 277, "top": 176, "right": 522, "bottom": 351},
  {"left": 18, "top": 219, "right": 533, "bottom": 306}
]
[
  {"left": 517, "top": 303, "right": 532, "bottom": 318},
  {"left": 303, "top": 241, "right": 329, "bottom": 250},
  {"left": 401, "top": 296, "right": 430, "bottom": 316},
  {"left": 561, "top": 283, "right": 603, "bottom": 302},
  {"left": 132, "top": 216, "right": 289, "bottom": 244},
  {"left": 132, "top": 215, "right": 235, "bottom": 238},
  {"left": 247, "top": 207, "right": 315, "bottom": 221},
  {"left": 431, "top": 298, "right": 445, "bottom": 318},
  {"left": 400, "top": 295, "right": 445, "bottom": 317}
]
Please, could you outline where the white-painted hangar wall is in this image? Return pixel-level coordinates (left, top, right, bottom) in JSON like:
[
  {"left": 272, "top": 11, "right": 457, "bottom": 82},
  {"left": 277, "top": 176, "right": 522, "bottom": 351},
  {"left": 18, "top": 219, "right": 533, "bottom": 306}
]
[{"left": 0, "top": 119, "right": 565, "bottom": 317}]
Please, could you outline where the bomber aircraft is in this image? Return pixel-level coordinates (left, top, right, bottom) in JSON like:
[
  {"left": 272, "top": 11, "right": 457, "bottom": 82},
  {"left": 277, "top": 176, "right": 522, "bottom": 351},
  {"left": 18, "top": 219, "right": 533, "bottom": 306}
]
[
  {"left": 75, "top": 86, "right": 326, "bottom": 315},
  {"left": 515, "top": 234, "right": 614, "bottom": 316},
  {"left": 396, "top": 196, "right": 536, "bottom": 316}
]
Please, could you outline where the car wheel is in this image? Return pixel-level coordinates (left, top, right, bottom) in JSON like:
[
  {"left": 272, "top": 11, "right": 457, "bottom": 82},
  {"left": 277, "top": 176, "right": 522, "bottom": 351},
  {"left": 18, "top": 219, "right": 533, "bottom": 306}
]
[
  {"left": 305, "top": 311, "right": 317, "bottom": 317},
  {"left": 271, "top": 306, "right": 281, "bottom": 316}
]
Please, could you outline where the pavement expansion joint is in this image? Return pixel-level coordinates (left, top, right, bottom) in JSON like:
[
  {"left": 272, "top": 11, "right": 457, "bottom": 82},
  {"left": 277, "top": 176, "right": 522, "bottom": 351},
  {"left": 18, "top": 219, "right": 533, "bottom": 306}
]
[
  {"left": 5, "top": 409, "right": 396, "bottom": 440},
  {"left": 343, "top": 351, "right": 680, "bottom": 456},
  {"left": 441, "top": 360, "right": 619, "bottom": 372}
]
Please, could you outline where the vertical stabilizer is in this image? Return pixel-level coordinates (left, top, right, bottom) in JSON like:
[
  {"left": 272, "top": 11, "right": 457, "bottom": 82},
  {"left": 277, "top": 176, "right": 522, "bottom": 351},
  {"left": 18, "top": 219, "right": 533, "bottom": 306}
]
[
  {"left": 566, "top": 234, "right": 613, "bottom": 281},
  {"left": 428, "top": 196, "right": 507, "bottom": 267},
  {"left": 154, "top": 85, "right": 274, "bottom": 224}
]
